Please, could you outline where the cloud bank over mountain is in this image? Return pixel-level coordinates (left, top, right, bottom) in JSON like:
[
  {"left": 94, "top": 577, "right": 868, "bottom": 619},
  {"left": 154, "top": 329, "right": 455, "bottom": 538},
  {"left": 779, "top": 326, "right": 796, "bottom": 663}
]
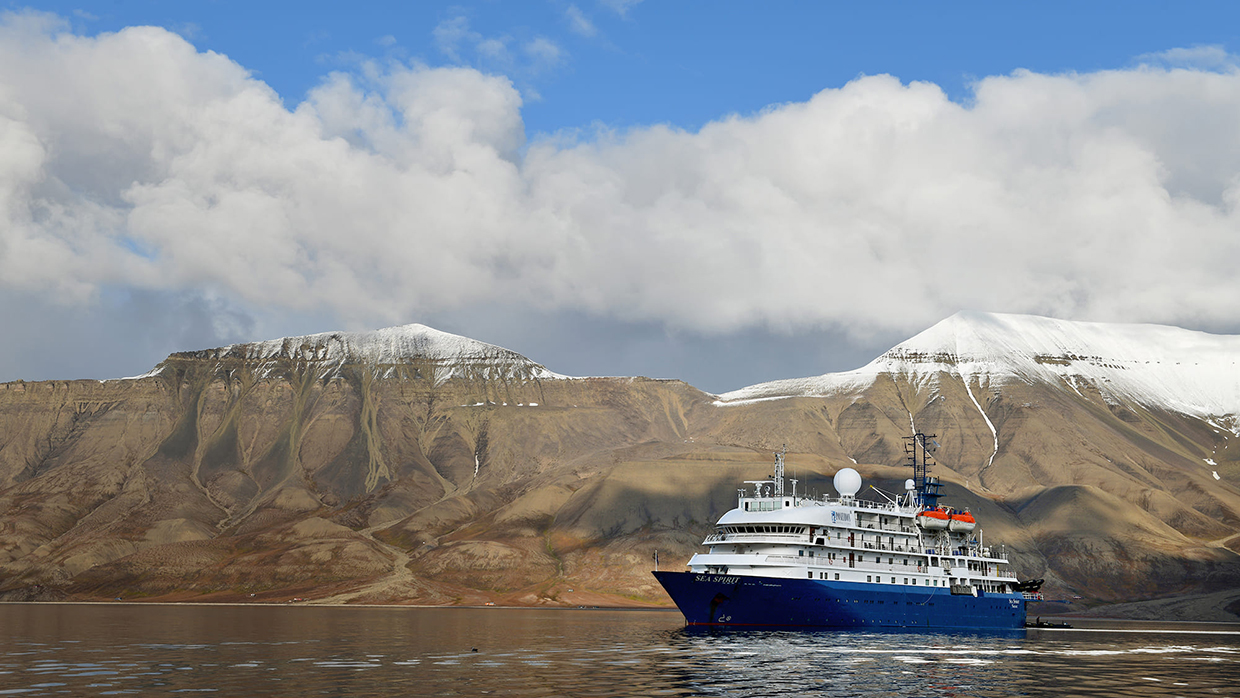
[{"left": 3, "top": 12, "right": 1240, "bottom": 373}]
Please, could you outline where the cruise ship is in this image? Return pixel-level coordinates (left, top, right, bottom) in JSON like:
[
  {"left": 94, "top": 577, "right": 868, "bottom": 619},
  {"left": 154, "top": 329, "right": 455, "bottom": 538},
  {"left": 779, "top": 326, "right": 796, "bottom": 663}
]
[{"left": 652, "top": 434, "right": 1034, "bottom": 629}]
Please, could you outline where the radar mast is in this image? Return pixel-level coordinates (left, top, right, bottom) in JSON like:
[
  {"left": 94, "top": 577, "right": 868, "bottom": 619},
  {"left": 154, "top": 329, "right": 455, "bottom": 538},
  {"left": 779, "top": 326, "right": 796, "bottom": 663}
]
[
  {"left": 772, "top": 446, "right": 786, "bottom": 497},
  {"left": 905, "top": 432, "right": 943, "bottom": 509}
]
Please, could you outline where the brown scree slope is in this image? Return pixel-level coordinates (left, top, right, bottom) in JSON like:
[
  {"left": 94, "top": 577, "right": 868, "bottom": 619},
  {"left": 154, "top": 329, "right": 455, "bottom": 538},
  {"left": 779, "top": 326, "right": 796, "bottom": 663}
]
[{"left": 1, "top": 323, "right": 1238, "bottom": 616}]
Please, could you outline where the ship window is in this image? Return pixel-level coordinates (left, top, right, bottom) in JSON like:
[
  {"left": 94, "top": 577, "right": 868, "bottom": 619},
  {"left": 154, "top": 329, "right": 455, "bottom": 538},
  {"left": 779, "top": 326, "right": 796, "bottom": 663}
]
[
  {"left": 904, "top": 578, "right": 908, "bottom": 584},
  {"left": 835, "top": 573, "right": 840, "bottom": 580},
  {"left": 867, "top": 576, "right": 872, "bottom": 582},
  {"left": 913, "top": 579, "right": 917, "bottom": 585},
  {"left": 891, "top": 577, "right": 896, "bottom": 584}
]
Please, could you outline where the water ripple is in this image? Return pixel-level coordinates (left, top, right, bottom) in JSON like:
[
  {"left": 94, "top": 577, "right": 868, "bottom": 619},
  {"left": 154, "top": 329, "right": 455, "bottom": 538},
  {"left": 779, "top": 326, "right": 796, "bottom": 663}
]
[{"left": 0, "top": 606, "right": 1236, "bottom": 696}]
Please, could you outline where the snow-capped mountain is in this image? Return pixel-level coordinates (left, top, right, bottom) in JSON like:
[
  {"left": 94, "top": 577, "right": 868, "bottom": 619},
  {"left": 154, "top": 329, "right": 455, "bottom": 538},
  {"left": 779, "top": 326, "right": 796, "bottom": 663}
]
[
  {"left": 168, "top": 323, "right": 569, "bottom": 383},
  {"left": 5, "top": 311, "right": 1240, "bottom": 613},
  {"left": 719, "top": 311, "right": 1240, "bottom": 427}
]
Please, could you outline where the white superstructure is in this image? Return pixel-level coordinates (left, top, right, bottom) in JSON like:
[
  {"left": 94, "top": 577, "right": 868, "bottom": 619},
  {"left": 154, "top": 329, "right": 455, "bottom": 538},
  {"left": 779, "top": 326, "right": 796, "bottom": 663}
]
[{"left": 687, "top": 448, "right": 1021, "bottom": 596}]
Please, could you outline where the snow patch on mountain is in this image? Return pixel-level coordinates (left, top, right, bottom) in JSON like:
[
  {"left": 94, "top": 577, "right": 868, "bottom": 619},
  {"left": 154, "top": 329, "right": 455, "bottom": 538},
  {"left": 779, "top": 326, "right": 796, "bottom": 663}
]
[
  {"left": 718, "top": 312, "right": 1240, "bottom": 423},
  {"left": 175, "top": 323, "right": 570, "bottom": 384}
]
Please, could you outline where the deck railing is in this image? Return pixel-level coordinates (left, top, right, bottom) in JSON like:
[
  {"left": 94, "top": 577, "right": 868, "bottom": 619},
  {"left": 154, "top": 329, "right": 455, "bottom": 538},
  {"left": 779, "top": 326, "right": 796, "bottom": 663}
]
[
  {"left": 703, "top": 532, "right": 806, "bottom": 544},
  {"left": 706, "top": 534, "right": 1014, "bottom": 564},
  {"left": 764, "top": 554, "right": 931, "bottom": 574}
]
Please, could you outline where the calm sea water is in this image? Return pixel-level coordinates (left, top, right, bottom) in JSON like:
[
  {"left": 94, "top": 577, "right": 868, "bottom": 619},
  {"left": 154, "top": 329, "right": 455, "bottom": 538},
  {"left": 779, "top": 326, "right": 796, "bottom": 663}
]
[{"left": 0, "top": 604, "right": 1237, "bottom": 696}]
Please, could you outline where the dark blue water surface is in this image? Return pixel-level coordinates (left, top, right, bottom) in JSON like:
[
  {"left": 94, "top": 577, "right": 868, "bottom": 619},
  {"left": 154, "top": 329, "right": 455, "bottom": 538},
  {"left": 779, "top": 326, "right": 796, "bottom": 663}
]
[{"left": 0, "top": 604, "right": 1236, "bottom": 696}]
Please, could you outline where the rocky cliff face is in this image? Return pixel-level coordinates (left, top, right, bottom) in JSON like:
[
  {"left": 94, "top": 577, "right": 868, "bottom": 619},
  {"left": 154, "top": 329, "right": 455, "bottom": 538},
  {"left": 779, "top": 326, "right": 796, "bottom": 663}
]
[{"left": 1, "top": 315, "right": 1238, "bottom": 614}]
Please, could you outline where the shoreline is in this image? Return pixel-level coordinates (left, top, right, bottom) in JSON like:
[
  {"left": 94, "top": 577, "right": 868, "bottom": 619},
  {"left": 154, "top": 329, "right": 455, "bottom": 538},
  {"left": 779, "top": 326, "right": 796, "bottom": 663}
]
[
  {"left": 2, "top": 600, "right": 1234, "bottom": 627},
  {"left": 0, "top": 599, "right": 679, "bottom": 611}
]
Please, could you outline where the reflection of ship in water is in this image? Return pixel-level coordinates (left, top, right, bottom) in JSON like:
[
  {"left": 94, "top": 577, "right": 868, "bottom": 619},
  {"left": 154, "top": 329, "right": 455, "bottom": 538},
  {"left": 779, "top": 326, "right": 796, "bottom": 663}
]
[{"left": 653, "top": 433, "right": 1031, "bottom": 628}]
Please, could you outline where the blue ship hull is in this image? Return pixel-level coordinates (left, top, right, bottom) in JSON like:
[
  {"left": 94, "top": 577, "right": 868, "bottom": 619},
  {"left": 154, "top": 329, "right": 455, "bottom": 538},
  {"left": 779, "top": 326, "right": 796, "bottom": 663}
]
[{"left": 653, "top": 571, "right": 1026, "bottom": 629}]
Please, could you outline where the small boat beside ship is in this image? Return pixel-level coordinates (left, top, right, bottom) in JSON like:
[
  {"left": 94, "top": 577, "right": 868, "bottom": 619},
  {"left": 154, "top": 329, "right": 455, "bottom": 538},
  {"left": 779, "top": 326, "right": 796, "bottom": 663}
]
[{"left": 652, "top": 433, "right": 1033, "bottom": 629}]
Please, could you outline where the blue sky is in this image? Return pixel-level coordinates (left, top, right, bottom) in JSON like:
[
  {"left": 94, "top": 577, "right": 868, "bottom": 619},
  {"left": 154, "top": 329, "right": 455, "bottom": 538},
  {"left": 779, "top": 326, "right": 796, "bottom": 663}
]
[
  {"left": 23, "top": 1, "right": 1240, "bottom": 135},
  {"left": 3, "top": 2, "right": 1240, "bottom": 392}
]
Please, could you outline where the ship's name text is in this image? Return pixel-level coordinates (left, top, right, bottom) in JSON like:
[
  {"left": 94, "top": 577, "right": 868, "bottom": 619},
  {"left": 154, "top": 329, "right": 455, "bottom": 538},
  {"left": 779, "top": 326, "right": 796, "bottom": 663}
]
[{"left": 695, "top": 575, "right": 740, "bottom": 585}]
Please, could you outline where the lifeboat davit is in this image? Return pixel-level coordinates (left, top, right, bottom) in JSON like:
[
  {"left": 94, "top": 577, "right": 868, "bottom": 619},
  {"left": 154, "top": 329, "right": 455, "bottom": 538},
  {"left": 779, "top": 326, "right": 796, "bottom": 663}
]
[
  {"left": 948, "top": 511, "right": 976, "bottom": 532},
  {"left": 915, "top": 509, "right": 949, "bottom": 530}
]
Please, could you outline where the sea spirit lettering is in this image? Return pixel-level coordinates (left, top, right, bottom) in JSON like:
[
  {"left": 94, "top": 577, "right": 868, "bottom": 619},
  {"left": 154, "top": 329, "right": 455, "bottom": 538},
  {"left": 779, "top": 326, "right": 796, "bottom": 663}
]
[
  {"left": 695, "top": 575, "right": 740, "bottom": 585},
  {"left": 831, "top": 510, "right": 852, "bottom": 524}
]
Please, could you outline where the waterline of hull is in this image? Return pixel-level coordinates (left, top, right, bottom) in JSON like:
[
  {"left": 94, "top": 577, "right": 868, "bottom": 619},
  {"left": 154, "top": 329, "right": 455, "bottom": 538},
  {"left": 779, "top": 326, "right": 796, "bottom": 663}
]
[{"left": 654, "top": 570, "right": 1026, "bottom": 629}]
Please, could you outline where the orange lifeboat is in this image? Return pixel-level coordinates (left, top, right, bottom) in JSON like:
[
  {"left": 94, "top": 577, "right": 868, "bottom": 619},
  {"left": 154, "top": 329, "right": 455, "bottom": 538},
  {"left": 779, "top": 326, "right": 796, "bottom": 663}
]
[
  {"left": 948, "top": 511, "right": 976, "bottom": 532},
  {"left": 915, "top": 509, "right": 949, "bottom": 530}
]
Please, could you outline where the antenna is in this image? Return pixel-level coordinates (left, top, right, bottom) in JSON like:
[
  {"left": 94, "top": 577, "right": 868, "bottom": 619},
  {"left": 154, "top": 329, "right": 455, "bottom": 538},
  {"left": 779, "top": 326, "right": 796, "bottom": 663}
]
[
  {"left": 869, "top": 484, "right": 898, "bottom": 506},
  {"left": 772, "top": 445, "right": 786, "bottom": 498}
]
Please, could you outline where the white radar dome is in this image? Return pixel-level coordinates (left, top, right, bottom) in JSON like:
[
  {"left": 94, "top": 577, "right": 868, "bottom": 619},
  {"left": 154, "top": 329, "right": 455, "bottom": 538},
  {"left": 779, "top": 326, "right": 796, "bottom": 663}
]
[
  {"left": 833, "top": 468, "right": 862, "bottom": 497},
  {"left": 905, "top": 478, "right": 915, "bottom": 491}
]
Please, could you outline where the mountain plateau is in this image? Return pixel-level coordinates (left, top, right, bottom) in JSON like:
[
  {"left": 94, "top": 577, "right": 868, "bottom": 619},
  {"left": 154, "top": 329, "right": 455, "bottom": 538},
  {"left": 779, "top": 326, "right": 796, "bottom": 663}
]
[{"left": 1, "top": 313, "right": 1238, "bottom": 619}]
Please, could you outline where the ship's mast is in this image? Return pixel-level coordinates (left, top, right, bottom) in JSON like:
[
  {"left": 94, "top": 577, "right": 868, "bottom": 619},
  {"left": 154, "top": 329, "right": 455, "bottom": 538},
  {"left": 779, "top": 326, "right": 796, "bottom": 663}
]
[
  {"left": 772, "top": 446, "right": 786, "bottom": 497},
  {"left": 905, "top": 432, "right": 943, "bottom": 509}
]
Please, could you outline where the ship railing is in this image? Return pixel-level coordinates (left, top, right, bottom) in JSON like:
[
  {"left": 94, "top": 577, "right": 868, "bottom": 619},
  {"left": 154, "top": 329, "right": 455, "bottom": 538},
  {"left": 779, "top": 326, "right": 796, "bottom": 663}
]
[
  {"left": 865, "top": 524, "right": 917, "bottom": 534},
  {"left": 863, "top": 542, "right": 916, "bottom": 552},
  {"left": 852, "top": 500, "right": 898, "bottom": 512},
  {"left": 1022, "top": 592, "right": 1044, "bottom": 601},
  {"left": 764, "top": 555, "right": 932, "bottom": 574},
  {"left": 703, "top": 533, "right": 808, "bottom": 544}
]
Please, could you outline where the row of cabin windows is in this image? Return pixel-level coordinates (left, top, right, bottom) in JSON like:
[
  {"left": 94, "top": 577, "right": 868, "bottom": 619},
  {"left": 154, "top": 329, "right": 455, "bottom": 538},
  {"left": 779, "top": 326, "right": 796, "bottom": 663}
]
[
  {"left": 810, "top": 572, "right": 949, "bottom": 587},
  {"left": 860, "top": 576, "right": 941, "bottom": 586},
  {"left": 724, "top": 525, "right": 808, "bottom": 535}
]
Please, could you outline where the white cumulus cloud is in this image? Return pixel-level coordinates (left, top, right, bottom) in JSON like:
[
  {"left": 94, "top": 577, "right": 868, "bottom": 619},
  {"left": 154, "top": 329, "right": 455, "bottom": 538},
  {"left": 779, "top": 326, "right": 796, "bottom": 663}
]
[{"left": 2, "top": 12, "right": 1240, "bottom": 348}]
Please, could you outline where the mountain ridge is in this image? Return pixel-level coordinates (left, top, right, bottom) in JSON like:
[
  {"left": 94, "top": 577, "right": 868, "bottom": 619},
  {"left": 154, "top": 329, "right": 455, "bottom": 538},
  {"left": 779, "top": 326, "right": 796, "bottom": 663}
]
[
  {"left": 1, "top": 311, "right": 1238, "bottom": 617},
  {"left": 719, "top": 312, "right": 1240, "bottom": 429},
  {"left": 154, "top": 322, "right": 569, "bottom": 385}
]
